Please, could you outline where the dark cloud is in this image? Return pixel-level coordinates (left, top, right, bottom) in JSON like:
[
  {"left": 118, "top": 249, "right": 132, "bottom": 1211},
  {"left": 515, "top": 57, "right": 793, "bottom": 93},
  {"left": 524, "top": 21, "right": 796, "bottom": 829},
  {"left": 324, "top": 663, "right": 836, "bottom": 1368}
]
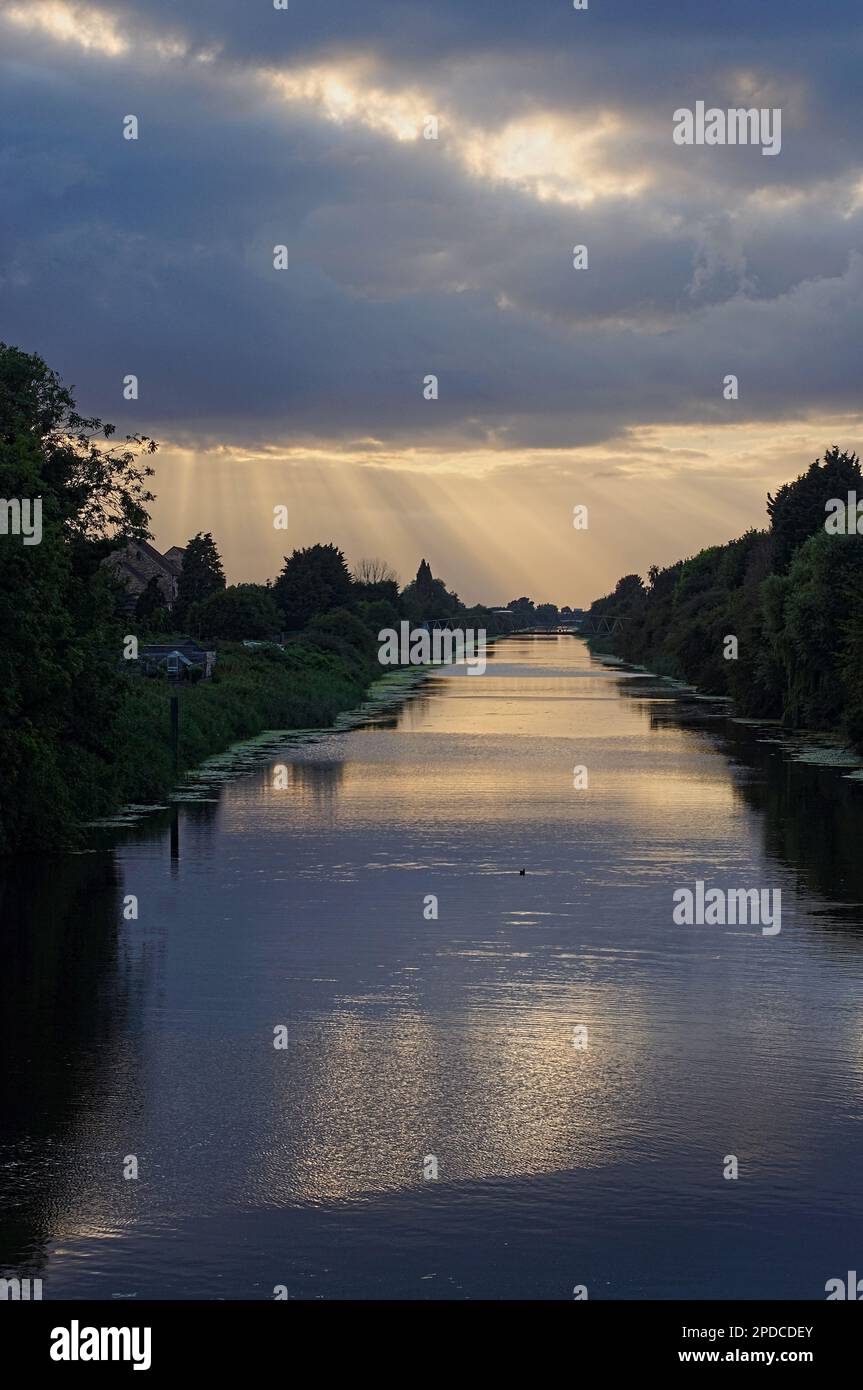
[
  {"left": 95, "top": 0, "right": 859, "bottom": 64},
  {"left": 0, "top": 0, "right": 861, "bottom": 453}
]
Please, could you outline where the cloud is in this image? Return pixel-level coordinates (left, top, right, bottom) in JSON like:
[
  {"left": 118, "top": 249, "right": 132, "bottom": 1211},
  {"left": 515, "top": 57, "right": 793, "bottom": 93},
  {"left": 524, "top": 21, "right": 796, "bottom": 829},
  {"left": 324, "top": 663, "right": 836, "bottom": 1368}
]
[{"left": 1, "top": 0, "right": 861, "bottom": 593}]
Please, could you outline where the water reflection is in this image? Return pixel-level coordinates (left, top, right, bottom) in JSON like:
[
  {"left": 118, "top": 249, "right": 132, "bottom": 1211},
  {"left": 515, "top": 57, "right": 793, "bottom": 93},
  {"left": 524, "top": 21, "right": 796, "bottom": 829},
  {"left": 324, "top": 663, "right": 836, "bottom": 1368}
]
[
  {"left": 0, "top": 853, "right": 150, "bottom": 1276},
  {"left": 3, "top": 636, "right": 863, "bottom": 1298},
  {"left": 626, "top": 670, "right": 863, "bottom": 936},
  {"left": 286, "top": 760, "right": 345, "bottom": 811}
]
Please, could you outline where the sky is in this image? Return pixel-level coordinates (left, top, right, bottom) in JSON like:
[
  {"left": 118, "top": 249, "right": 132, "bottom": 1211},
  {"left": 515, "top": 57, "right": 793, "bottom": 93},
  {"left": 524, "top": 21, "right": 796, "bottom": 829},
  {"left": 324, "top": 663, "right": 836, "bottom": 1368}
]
[{"left": 1, "top": 0, "right": 861, "bottom": 605}]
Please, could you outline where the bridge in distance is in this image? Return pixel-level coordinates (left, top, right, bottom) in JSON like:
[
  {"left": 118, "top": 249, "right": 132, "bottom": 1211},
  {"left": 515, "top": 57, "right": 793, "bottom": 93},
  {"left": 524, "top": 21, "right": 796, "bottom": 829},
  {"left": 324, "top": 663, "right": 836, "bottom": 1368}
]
[{"left": 422, "top": 615, "right": 629, "bottom": 636}]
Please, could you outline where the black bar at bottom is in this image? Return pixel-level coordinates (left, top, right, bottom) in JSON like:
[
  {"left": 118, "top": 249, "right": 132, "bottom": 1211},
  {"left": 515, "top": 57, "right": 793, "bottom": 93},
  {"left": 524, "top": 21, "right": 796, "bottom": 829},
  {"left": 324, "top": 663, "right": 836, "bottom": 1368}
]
[{"left": 1, "top": 1298, "right": 857, "bottom": 1376}]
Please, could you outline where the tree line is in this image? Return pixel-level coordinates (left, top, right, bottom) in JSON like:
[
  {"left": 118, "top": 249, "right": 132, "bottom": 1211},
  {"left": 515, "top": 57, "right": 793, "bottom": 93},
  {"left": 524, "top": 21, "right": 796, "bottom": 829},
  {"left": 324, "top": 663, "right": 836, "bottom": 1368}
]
[
  {"left": 138, "top": 534, "right": 507, "bottom": 646},
  {"left": 587, "top": 447, "right": 863, "bottom": 744},
  {"left": 0, "top": 343, "right": 548, "bottom": 852},
  {"left": 140, "top": 537, "right": 570, "bottom": 644}
]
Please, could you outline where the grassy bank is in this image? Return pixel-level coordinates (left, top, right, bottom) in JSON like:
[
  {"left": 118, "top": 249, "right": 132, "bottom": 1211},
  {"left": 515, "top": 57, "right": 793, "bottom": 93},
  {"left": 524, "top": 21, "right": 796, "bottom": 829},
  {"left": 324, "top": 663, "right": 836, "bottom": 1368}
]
[{"left": 110, "top": 640, "right": 380, "bottom": 809}]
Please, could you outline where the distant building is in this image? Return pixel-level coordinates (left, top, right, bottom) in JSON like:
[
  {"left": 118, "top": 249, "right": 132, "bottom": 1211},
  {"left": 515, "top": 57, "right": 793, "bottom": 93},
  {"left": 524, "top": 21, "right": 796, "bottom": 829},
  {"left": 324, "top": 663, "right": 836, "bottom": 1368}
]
[
  {"left": 138, "top": 641, "right": 217, "bottom": 681},
  {"left": 161, "top": 546, "right": 187, "bottom": 571},
  {"left": 105, "top": 540, "right": 185, "bottom": 611}
]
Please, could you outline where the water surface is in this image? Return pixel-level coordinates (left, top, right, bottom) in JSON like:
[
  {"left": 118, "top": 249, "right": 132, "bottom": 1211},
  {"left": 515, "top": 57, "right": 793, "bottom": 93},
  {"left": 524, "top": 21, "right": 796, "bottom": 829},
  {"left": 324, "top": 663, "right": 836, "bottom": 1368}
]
[{"left": 2, "top": 636, "right": 862, "bottom": 1299}]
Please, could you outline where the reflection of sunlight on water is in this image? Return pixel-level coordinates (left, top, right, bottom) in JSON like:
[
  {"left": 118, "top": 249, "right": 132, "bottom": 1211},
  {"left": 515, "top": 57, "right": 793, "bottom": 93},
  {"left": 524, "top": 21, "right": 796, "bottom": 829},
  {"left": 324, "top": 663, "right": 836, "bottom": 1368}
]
[
  {"left": 9, "top": 635, "right": 863, "bottom": 1295},
  {"left": 256, "top": 993, "right": 655, "bottom": 1202}
]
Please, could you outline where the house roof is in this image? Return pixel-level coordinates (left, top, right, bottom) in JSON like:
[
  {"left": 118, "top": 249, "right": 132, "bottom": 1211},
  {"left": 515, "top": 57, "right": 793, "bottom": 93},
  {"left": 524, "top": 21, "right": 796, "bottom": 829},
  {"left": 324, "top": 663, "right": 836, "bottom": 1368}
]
[
  {"left": 141, "top": 641, "right": 210, "bottom": 657},
  {"left": 110, "top": 540, "right": 183, "bottom": 578}
]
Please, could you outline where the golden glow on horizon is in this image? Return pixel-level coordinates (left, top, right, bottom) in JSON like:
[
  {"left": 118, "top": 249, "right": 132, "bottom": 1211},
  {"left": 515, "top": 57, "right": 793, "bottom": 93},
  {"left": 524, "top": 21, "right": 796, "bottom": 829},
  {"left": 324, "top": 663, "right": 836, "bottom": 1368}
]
[
  {"left": 153, "top": 411, "right": 863, "bottom": 481},
  {"left": 143, "top": 411, "right": 863, "bottom": 606}
]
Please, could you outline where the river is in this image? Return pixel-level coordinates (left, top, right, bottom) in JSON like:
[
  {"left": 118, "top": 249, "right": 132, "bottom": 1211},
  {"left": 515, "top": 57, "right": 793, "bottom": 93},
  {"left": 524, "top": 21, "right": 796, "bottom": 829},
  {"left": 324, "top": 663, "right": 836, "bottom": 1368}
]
[{"left": 2, "top": 635, "right": 862, "bottom": 1299}]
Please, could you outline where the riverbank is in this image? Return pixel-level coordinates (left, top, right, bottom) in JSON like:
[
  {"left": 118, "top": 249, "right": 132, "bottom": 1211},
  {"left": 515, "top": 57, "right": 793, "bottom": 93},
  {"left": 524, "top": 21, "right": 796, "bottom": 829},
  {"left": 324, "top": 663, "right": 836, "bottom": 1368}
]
[
  {"left": 106, "top": 632, "right": 516, "bottom": 828},
  {"left": 586, "top": 633, "right": 863, "bottom": 774},
  {"left": 4, "top": 623, "right": 505, "bottom": 853},
  {"left": 84, "top": 639, "right": 434, "bottom": 834},
  {"left": 15, "top": 638, "right": 393, "bottom": 851}
]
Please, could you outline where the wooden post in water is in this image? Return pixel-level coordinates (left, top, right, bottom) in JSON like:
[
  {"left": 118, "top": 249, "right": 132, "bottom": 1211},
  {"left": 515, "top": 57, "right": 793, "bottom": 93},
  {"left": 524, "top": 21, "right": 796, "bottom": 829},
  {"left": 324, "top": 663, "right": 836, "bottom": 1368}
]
[{"left": 170, "top": 693, "right": 180, "bottom": 773}]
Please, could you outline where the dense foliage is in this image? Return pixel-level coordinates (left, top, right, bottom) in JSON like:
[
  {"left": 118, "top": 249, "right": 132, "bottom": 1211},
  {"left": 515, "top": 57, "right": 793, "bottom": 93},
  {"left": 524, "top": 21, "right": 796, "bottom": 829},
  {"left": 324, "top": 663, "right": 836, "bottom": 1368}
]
[
  {"left": 187, "top": 583, "right": 281, "bottom": 641},
  {"left": 587, "top": 448, "right": 863, "bottom": 741},
  {"left": 0, "top": 343, "right": 155, "bottom": 853}
]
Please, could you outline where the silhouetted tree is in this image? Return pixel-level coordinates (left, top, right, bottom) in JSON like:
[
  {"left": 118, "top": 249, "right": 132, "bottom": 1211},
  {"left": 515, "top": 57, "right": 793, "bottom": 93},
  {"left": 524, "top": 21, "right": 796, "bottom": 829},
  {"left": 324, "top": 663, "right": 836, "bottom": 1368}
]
[
  {"left": 274, "top": 542, "right": 352, "bottom": 630},
  {"left": 0, "top": 341, "right": 156, "bottom": 851},
  {"left": 353, "top": 557, "right": 398, "bottom": 587},
  {"left": 135, "top": 574, "right": 166, "bottom": 628},
  {"left": 768, "top": 448, "right": 862, "bottom": 572},
  {"left": 174, "top": 532, "right": 225, "bottom": 623},
  {"left": 401, "top": 558, "right": 458, "bottom": 619},
  {"left": 415, "top": 559, "right": 435, "bottom": 601},
  {"left": 351, "top": 556, "right": 400, "bottom": 607}
]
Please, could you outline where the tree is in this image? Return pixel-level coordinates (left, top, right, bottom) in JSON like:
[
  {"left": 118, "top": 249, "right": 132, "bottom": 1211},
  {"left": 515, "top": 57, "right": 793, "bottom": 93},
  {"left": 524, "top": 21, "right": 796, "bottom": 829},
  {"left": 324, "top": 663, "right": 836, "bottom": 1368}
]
[
  {"left": 174, "top": 532, "right": 225, "bottom": 624},
  {"left": 584, "top": 448, "right": 863, "bottom": 730},
  {"left": 135, "top": 574, "right": 168, "bottom": 630},
  {"left": 273, "top": 542, "right": 352, "bottom": 630},
  {"left": 355, "top": 597, "right": 400, "bottom": 633},
  {"left": 0, "top": 342, "right": 156, "bottom": 851},
  {"left": 768, "top": 448, "right": 862, "bottom": 573},
  {"left": 415, "top": 558, "right": 435, "bottom": 602},
  {"left": 402, "top": 558, "right": 459, "bottom": 620},
  {"left": 352, "top": 557, "right": 398, "bottom": 587},
  {"left": 188, "top": 584, "right": 281, "bottom": 641},
  {"left": 307, "top": 607, "right": 375, "bottom": 658},
  {"left": 351, "top": 556, "right": 400, "bottom": 607},
  {"left": 776, "top": 530, "right": 863, "bottom": 728},
  {"left": 535, "top": 603, "right": 560, "bottom": 626}
]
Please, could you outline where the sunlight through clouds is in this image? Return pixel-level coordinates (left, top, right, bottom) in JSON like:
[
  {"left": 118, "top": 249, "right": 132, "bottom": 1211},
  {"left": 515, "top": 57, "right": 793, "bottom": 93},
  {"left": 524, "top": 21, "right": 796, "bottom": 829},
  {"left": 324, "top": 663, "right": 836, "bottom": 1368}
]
[
  {"left": 269, "top": 63, "right": 431, "bottom": 143},
  {"left": 2, "top": 0, "right": 862, "bottom": 603},
  {"left": 1, "top": 4, "right": 647, "bottom": 208},
  {"left": 459, "top": 111, "right": 650, "bottom": 205},
  {"left": 4, "top": 0, "right": 128, "bottom": 57}
]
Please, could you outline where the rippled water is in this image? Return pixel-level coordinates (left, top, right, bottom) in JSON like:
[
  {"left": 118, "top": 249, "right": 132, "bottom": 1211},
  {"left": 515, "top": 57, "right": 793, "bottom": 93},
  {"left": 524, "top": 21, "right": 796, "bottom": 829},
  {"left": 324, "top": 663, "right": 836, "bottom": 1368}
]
[{"left": 2, "top": 636, "right": 863, "bottom": 1299}]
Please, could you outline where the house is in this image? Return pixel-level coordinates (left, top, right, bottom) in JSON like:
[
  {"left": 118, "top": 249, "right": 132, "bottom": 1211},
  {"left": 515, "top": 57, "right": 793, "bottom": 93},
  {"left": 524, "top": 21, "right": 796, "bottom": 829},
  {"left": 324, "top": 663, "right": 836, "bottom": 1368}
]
[
  {"left": 105, "top": 540, "right": 185, "bottom": 611},
  {"left": 138, "top": 641, "right": 217, "bottom": 681}
]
